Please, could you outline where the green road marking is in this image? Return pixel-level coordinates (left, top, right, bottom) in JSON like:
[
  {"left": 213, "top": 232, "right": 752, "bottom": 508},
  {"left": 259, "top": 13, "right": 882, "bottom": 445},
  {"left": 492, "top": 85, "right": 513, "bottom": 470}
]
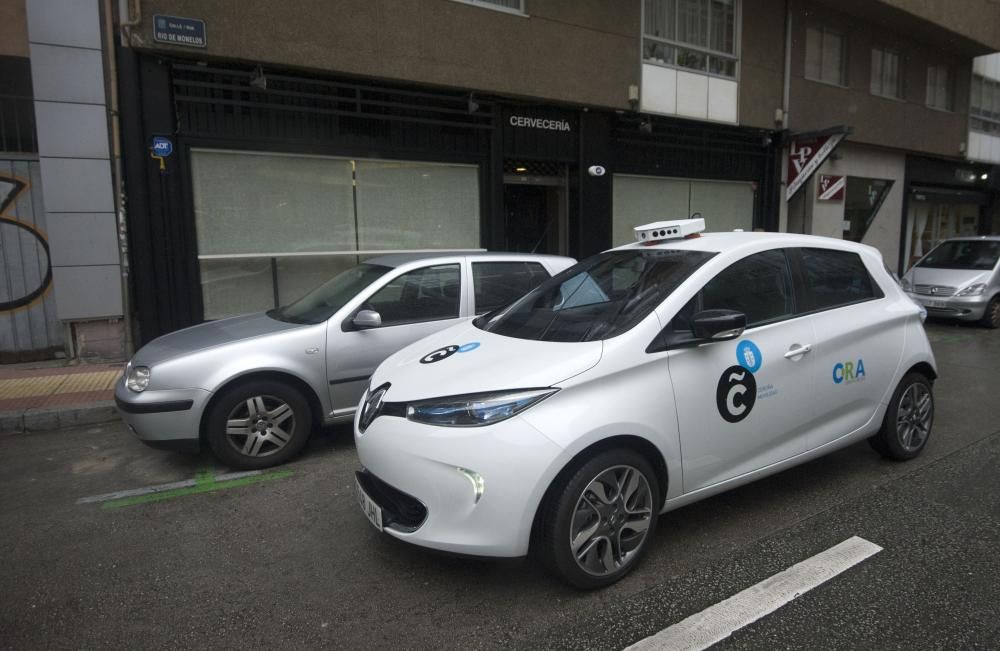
[{"left": 101, "top": 469, "right": 294, "bottom": 509}]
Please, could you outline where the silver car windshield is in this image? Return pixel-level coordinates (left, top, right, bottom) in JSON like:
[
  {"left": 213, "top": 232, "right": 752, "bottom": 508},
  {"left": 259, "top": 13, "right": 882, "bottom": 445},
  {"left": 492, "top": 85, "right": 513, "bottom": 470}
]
[
  {"left": 917, "top": 240, "right": 1000, "bottom": 271},
  {"left": 270, "top": 263, "right": 392, "bottom": 324},
  {"left": 474, "top": 249, "right": 715, "bottom": 342}
]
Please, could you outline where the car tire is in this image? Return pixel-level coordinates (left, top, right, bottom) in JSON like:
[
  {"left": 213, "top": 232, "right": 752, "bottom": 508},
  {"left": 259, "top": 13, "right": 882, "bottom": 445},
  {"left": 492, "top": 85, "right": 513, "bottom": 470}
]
[
  {"left": 205, "top": 379, "right": 313, "bottom": 470},
  {"left": 869, "top": 372, "right": 933, "bottom": 461},
  {"left": 981, "top": 296, "right": 1000, "bottom": 329},
  {"left": 537, "top": 447, "right": 660, "bottom": 590}
]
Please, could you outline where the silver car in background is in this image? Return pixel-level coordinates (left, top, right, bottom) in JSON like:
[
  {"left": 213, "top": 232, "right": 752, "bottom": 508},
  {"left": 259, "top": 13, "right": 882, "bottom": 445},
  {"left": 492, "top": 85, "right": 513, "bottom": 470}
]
[
  {"left": 115, "top": 252, "right": 575, "bottom": 469},
  {"left": 901, "top": 236, "right": 1000, "bottom": 328}
]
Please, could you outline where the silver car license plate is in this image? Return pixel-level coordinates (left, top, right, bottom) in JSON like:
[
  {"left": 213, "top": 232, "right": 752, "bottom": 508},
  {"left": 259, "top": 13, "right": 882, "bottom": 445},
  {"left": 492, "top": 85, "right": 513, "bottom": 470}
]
[{"left": 355, "top": 476, "right": 383, "bottom": 532}]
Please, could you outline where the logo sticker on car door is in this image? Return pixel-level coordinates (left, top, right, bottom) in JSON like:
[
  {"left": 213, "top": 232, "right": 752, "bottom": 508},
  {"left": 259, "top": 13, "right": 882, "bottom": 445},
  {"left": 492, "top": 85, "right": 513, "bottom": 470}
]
[{"left": 716, "top": 365, "right": 757, "bottom": 423}]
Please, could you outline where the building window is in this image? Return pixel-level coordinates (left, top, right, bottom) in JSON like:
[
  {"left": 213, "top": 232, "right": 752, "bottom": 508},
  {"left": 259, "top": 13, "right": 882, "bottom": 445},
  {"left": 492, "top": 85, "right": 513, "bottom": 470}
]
[
  {"left": 870, "top": 47, "right": 903, "bottom": 99},
  {"left": 971, "top": 74, "right": 1000, "bottom": 135},
  {"left": 643, "top": 0, "right": 739, "bottom": 79},
  {"left": 925, "top": 65, "right": 952, "bottom": 111},
  {"left": 190, "top": 150, "right": 480, "bottom": 320},
  {"left": 805, "top": 27, "right": 846, "bottom": 86},
  {"left": 451, "top": 0, "right": 524, "bottom": 14}
]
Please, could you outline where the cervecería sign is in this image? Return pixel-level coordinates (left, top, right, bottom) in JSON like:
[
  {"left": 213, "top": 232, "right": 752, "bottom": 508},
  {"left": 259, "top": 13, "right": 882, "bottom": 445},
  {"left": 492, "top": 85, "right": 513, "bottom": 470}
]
[{"left": 508, "top": 115, "right": 572, "bottom": 132}]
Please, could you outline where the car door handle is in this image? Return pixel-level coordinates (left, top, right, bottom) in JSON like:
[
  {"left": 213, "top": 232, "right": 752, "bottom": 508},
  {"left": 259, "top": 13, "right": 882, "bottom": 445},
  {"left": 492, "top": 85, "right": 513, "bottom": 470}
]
[{"left": 783, "top": 344, "right": 813, "bottom": 359}]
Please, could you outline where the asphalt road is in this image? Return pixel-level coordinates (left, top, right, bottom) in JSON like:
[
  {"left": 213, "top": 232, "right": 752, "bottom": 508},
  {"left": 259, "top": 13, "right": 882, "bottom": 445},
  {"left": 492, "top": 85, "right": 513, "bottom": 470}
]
[{"left": 1, "top": 320, "right": 998, "bottom": 650}]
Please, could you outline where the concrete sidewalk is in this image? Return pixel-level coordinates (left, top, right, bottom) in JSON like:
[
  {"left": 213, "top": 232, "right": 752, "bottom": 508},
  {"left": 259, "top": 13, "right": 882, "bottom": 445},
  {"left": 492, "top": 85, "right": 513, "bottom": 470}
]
[{"left": 0, "top": 362, "right": 121, "bottom": 434}]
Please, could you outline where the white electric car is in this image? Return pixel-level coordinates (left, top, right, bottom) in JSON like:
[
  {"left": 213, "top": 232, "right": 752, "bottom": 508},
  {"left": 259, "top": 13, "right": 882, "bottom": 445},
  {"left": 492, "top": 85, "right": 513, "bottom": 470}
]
[{"left": 353, "top": 220, "right": 937, "bottom": 589}]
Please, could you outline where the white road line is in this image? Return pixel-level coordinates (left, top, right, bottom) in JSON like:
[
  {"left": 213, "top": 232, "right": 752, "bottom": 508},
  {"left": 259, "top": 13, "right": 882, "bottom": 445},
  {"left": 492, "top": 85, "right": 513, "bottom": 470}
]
[
  {"left": 625, "top": 536, "right": 883, "bottom": 651},
  {"left": 75, "top": 470, "right": 262, "bottom": 504}
]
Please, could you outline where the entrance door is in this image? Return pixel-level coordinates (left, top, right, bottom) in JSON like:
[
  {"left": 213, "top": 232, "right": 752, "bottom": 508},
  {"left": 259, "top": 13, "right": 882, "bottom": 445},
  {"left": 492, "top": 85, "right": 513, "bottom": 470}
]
[{"left": 503, "top": 163, "right": 567, "bottom": 255}]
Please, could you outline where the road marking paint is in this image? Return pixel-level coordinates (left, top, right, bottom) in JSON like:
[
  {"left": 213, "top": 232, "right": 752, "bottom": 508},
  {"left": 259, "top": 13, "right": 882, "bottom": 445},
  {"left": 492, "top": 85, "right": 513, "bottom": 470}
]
[
  {"left": 75, "top": 469, "right": 291, "bottom": 508},
  {"left": 625, "top": 536, "right": 883, "bottom": 651}
]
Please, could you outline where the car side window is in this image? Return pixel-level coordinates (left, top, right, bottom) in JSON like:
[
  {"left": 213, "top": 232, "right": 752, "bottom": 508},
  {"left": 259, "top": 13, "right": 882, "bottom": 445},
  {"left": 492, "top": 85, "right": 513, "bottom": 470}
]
[
  {"left": 701, "top": 249, "right": 795, "bottom": 328},
  {"left": 367, "top": 264, "right": 461, "bottom": 326},
  {"left": 472, "top": 262, "right": 550, "bottom": 314},
  {"left": 797, "top": 248, "right": 880, "bottom": 312},
  {"left": 667, "top": 249, "right": 794, "bottom": 334}
]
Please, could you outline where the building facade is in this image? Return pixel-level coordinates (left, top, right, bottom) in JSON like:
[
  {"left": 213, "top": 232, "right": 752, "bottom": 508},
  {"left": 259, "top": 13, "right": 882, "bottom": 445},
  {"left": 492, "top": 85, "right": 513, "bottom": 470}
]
[{"left": 781, "top": 0, "right": 1000, "bottom": 272}]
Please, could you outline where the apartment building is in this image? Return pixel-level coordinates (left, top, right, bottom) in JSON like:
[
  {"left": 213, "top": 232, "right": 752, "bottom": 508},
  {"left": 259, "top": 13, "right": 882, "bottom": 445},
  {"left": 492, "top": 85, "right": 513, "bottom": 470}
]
[{"left": 2, "top": 0, "right": 999, "bottom": 354}]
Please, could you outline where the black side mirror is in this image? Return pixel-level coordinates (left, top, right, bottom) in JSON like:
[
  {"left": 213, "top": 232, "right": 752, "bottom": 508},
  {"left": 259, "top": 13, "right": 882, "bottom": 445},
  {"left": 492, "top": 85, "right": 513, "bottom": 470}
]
[{"left": 691, "top": 309, "right": 746, "bottom": 341}]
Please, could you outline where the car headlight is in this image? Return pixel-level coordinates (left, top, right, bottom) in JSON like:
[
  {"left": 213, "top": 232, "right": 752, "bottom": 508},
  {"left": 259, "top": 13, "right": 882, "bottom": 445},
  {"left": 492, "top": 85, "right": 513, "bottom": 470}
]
[
  {"left": 900, "top": 276, "right": 914, "bottom": 292},
  {"left": 405, "top": 389, "right": 557, "bottom": 428},
  {"left": 125, "top": 364, "right": 151, "bottom": 392},
  {"left": 956, "top": 283, "right": 986, "bottom": 297}
]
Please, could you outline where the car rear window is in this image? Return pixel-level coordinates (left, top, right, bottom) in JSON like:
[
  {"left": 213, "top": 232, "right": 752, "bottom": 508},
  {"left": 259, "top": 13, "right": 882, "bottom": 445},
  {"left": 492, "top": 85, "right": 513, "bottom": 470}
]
[
  {"left": 473, "top": 261, "right": 550, "bottom": 314},
  {"left": 798, "top": 248, "right": 880, "bottom": 312}
]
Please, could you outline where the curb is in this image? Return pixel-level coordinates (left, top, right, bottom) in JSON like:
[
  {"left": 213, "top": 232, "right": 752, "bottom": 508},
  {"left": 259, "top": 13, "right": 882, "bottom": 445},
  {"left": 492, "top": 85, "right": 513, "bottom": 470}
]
[{"left": 0, "top": 401, "right": 119, "bottom": 435}]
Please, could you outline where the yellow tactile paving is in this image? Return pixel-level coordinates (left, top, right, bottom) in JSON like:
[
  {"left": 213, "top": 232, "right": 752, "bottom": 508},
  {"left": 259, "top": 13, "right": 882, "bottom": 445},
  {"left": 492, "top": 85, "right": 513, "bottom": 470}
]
[{"left": 0, "top": 371, "right": 121, "bottom": 400}]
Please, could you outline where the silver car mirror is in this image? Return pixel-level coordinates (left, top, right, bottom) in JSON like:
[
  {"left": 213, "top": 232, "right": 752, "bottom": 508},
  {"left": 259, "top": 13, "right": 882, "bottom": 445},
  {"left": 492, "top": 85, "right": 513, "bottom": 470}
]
[{"left": 352, "top": 309, "right": 382, "bottom": 330}]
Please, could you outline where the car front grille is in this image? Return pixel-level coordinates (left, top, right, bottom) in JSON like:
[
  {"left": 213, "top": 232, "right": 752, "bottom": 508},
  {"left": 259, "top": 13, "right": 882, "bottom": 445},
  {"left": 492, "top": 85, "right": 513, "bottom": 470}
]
[
  {"left": 914, "top": 284, "right": 957, "bottom": 297},
  {"left": 356, "top": 470, "right": 427, "bottom": 532}
]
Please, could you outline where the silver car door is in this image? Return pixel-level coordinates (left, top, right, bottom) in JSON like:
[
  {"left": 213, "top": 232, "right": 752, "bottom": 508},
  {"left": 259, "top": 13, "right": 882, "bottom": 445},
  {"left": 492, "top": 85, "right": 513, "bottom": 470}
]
[{"left": 326, "top": 262, "right": 465, "bottom": 417}]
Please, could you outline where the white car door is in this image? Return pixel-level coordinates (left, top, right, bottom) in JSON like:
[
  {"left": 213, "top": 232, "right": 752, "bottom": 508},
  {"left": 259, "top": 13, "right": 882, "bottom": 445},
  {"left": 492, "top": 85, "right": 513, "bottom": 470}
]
[
  {"left": 791, "top": 247, "right": 905, "bottom": 450},
  {"left": 666, "top": 249, "right": 816, "bottom": 493},
  {"left": 326, "top": 262, "right": 467, "bottom": 415}
]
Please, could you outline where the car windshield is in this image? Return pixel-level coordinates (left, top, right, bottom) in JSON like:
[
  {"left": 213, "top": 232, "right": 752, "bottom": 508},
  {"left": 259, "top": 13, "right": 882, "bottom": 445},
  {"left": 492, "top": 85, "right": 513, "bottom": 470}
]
[
  {"left": 917, "top": 240, "right": 1000, "bottom": 271},
  {"left": 269, "top": 263, "right": 392, "bottom": 324},
  {"left": 474, "top": 249, "right": 715, "bottom": 342}
]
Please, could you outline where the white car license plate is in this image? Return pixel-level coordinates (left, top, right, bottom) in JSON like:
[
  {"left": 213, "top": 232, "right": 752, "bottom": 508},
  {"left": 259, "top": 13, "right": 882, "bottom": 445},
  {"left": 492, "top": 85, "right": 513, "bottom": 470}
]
[
  {"left": 922, "top": 299, "right": 946, "bottom": 308},
  {"left": 355, "top": 476, "right": 384, "bottom": 532}
]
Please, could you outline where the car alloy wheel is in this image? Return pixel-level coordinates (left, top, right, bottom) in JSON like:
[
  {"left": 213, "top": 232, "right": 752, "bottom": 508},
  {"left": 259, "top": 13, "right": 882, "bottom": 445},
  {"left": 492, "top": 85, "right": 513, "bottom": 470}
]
[
  {"left": 205, "top": 379, "right": 313, "bottom": 470},
  {"left": 870, "top": 372, "right": 933, "bottom": 461},
  {"left": 983, "top": 297, "right": 1000, "bottom": 329},
  {"left": 224, "top": 394, "right": 296, "bottom": 458},
  {"left": 895, "top": 382, "right": 932, "bottom": 453},
  {"left": 538, "top": 447, "right": 660, "bottom": 589},
  {"left": 570, "top": 465, "right": 654, "bottom": 577}
]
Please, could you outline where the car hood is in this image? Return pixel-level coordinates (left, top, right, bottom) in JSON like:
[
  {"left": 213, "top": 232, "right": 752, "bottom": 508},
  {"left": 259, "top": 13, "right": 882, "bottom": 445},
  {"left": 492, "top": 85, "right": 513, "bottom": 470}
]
[
  {"left": 133, "top": 312, "right": 306, "bottom": 365},
  {"left": 906, "top": 266, "right": 991, "bottom": 290},
  {"left": 371, "top": 322, "right": 603, "bottom": 402}
]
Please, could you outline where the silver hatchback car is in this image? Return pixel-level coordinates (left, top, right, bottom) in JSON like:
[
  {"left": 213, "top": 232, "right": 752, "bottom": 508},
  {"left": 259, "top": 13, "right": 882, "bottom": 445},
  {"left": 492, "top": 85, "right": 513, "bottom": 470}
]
[
  {"left": 115, "top": 252, "right": 574, "bottom": 468},
  {"left": 901, "top": 236, "right": 1000, "bottom": 328}
]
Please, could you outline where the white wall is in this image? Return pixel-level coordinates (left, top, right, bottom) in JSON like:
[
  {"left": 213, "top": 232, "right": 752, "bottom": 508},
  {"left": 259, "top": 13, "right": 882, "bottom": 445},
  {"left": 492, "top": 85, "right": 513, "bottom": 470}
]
[
  {"left": 800, "top": 144, "right": 906, "bottom": 271},
  {"left": 641, "top": 64, "right": 738, "bottom": 124}
]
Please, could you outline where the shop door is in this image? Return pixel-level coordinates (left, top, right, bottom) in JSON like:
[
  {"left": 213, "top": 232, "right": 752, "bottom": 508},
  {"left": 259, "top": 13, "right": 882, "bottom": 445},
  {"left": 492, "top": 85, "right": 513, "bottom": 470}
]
[{"left": 503, "top": 162, "right": 567, "bottom": 255}]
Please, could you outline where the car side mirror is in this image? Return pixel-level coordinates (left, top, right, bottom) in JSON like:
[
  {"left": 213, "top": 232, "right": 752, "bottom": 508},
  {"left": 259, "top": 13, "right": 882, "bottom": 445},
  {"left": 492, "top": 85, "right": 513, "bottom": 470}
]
[
  {"left": 352, "top": 309, "right": 382, "bottom": 330},
  {"left": 691, "top": 309, "right": 746, "bottom": 341}
]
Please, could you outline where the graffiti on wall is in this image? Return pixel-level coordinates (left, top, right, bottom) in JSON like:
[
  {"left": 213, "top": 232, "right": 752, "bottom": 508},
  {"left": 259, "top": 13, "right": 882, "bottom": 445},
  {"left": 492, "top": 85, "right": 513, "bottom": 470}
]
[
  {"left": 1, "top": 174, "right": 53, "bottom": 311},
  {"left": 0, "top": 162, "right": 63, "bottom": 362}
]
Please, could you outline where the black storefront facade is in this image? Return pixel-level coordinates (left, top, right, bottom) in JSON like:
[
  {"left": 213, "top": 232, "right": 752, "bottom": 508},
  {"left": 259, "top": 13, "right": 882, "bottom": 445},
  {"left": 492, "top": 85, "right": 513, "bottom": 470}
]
[{"left": 119, "top": 54, "right": 782, "bottom": 344}]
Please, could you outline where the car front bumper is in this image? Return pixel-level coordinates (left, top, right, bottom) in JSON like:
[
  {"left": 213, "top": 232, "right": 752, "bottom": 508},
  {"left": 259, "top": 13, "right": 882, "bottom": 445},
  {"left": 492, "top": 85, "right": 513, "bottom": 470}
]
[
  {"left": 114, "top": 379, "right": 211, "bottom": 449},
  {"left": 907, "top": 292, "right": 990, "bottom": 321},
  {"left": 353, "top": 411, "right": 566, "bottom": 558}
]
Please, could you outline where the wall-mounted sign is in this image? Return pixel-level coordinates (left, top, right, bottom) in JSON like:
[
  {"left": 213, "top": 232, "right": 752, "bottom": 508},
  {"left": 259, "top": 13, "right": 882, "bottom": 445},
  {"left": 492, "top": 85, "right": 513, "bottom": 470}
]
[
  {"left": 817, "top": 174, "right": 845, "bottom": 201},
  {"left": 508, "top": 115, "right": 572, "bottom": 132},
  {"left": 587, "top": 165, "right": 606, "bottom": 177},
  {"left": 153, "top": 15, "right": 207, "bottom": 48},
  {"left": 787, "top": 132, "right": 846, "bottom": 200},
  {"left": 151, "top": 136, "right": 173, "bottom": 157}
]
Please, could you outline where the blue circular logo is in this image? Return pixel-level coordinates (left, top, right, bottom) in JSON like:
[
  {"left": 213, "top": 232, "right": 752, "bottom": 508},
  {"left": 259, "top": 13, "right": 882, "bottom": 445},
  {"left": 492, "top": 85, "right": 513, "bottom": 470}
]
[{"left": 736, "top": 340, "right": 762, "bottom": 373}]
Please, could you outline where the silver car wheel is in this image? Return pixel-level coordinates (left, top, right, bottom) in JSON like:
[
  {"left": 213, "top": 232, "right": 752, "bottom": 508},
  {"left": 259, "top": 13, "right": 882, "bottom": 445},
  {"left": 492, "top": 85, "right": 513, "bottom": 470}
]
[
  {"left": 569, "top": 465, "right": 653, "bottom": 577},
  {"left": 896, "top": 382, "right": 932, "bottom": 452},
  {"left": 224, "top": 395, "right": 296, "bottom": 458}
]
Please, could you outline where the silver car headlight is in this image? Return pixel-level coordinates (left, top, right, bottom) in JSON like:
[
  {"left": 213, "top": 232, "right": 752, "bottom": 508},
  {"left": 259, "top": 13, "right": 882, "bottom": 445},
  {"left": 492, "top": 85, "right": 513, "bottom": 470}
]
[
  {"left": 125, "top": 364, "right": 151, "bottom": 392},
  {"left": 405, "top": 389, "right": 558, "bottom": 428},
  {"left": 899, "top": 276, "right": 914, "bottom": 292},
  {"left": 956, "top": 283, "right": 986, "bottom": 297}
]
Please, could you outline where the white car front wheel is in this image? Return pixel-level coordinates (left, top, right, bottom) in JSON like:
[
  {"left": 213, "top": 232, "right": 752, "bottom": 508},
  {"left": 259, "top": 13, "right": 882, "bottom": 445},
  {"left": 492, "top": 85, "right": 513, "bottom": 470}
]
[{"left": 537, "top": 448, "right": 660, "bottom": 589}]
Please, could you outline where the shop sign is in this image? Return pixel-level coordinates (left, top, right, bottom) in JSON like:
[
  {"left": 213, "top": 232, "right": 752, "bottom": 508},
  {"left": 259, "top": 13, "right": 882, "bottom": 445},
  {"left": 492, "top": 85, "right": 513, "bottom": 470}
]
[
  {"left": 817, "top": 175, "right": 845, "bottom": 201},
  {"left": 508, "top": 115, "right": 572, "bottom": 132},
  {"left": 153, "top": 15, "right": 207, "bottom": 48},
  {"left": 787, "top": 132, "right": 845, "bottom": 200}
]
